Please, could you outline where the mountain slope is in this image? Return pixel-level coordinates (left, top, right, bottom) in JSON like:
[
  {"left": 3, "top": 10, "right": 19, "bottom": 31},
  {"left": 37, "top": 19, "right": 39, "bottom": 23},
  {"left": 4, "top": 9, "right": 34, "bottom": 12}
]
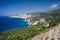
[
  {"left": 45, "top": 9, "right": 60, "bottom": 13},
  {"left": 32, "top": 24, "right": 60, "bottom": 40},
  {"left": 0, "top": 9, "right": 60, "bottom": 40}
]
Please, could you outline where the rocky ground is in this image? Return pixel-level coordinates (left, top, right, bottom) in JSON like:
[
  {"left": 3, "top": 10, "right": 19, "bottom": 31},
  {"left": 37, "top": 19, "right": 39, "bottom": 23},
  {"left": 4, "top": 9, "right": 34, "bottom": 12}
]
[{"left": 32, "top": 24, "right": 60, "bottom": 40}]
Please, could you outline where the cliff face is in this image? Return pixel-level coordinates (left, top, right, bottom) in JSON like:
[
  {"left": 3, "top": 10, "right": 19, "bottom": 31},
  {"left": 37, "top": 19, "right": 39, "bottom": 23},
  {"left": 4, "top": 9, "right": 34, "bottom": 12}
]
[
  {"left": 9, "top": 14, "right": 31, "bottom": 19},
  {"left": 32, "top": 24, "right": 60, "bottom": 40}
]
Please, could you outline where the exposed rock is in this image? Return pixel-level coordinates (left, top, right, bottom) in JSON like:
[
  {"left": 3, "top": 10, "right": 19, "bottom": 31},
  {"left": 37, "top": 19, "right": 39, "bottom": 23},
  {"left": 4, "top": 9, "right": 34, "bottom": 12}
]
[{"left": 32, "top": 24, "right": 60, "bottom": 40}]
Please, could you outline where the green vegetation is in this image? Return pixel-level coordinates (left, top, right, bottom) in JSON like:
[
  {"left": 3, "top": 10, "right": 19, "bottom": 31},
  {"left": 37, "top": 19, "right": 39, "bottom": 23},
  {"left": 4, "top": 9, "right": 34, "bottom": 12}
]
[
  {"left": 0, "top": 9, "right": 60, "bottom": 40},
  {"left": 0, "top": 23, "right": 58, "bottom": 40}
]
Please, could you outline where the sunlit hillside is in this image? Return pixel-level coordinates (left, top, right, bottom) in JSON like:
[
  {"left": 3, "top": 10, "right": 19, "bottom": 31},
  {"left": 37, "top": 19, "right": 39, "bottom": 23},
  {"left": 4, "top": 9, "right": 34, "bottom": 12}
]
[{"left": 0, "top": 9, "right": 60, "bottom": 40}]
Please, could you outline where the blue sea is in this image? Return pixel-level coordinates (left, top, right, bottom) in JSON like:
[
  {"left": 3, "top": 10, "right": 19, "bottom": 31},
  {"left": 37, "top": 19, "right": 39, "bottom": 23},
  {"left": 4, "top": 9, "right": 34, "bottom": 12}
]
[{"left": 0, "top": 16, "right": 29, "bottom": 32}]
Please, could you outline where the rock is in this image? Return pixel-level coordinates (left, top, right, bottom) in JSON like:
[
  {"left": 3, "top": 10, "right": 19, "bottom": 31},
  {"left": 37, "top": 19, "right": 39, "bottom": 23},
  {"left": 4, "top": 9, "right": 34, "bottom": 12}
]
[{"left": 32, "top": 24, "right": 60, "bottom": 40}]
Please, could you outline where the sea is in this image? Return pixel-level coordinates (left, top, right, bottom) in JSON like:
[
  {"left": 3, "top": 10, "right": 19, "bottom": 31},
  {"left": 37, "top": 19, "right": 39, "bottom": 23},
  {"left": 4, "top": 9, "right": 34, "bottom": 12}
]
[{"left": 0, "top": 16, "right": 29, "bottom": 32}]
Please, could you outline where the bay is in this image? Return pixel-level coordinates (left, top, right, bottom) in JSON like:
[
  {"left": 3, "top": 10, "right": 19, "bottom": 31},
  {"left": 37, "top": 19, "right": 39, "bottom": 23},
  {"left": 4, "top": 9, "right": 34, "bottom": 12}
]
[{"left": 0, "top": 16, "right": 28, "bottom": 32}]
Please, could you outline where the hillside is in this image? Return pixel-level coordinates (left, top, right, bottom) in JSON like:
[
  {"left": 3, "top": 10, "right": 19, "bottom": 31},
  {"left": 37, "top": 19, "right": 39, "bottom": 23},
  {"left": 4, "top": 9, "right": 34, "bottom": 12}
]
[
  {"left": 30, "top": 9, "right": 60, "bottom": 25},
  {"left": 45, "top": 9, "right": 60, "bottom": 13},
  {"left": 32, "top": 24, "right": 60, "bottom": 40},
  {"left": 0, "top": 9, "right": 60, "bottom": 40}
]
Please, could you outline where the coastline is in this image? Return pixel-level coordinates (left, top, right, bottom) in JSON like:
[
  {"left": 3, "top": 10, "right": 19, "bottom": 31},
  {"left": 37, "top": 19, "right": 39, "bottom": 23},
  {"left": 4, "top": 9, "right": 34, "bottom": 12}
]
[{"left": 9, "top": 14, "right": 32, "bottom": 25}]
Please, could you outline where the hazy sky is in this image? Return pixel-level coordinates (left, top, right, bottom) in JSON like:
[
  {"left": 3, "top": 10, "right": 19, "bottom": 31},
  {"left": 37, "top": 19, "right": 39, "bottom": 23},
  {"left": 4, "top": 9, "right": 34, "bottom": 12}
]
[{"left": 0, "top": 0, "right": 60, "bottom": 16}]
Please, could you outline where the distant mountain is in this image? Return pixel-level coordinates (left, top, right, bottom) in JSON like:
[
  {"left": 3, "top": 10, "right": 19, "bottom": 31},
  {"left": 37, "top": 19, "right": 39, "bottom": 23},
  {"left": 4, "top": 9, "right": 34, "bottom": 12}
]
[
  {"left": 28, "top": 8, "right": 60, "bottom": 25},
  {"left": 45, "top": 9, "right": 60, "bottom": 13}
]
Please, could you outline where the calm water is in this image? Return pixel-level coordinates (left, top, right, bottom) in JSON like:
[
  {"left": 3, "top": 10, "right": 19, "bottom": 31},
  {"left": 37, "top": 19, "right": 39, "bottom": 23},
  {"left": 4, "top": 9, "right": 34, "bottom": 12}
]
[{"left": 0, "top": 16, "right": 28, "bottom": 32}]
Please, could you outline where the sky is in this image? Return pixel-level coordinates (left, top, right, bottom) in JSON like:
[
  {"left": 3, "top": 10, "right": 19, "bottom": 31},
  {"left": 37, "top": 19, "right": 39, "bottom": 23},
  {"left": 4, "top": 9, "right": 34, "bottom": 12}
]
[{"left": 0, "top": 0, "right": 60, "bottom": 16}]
